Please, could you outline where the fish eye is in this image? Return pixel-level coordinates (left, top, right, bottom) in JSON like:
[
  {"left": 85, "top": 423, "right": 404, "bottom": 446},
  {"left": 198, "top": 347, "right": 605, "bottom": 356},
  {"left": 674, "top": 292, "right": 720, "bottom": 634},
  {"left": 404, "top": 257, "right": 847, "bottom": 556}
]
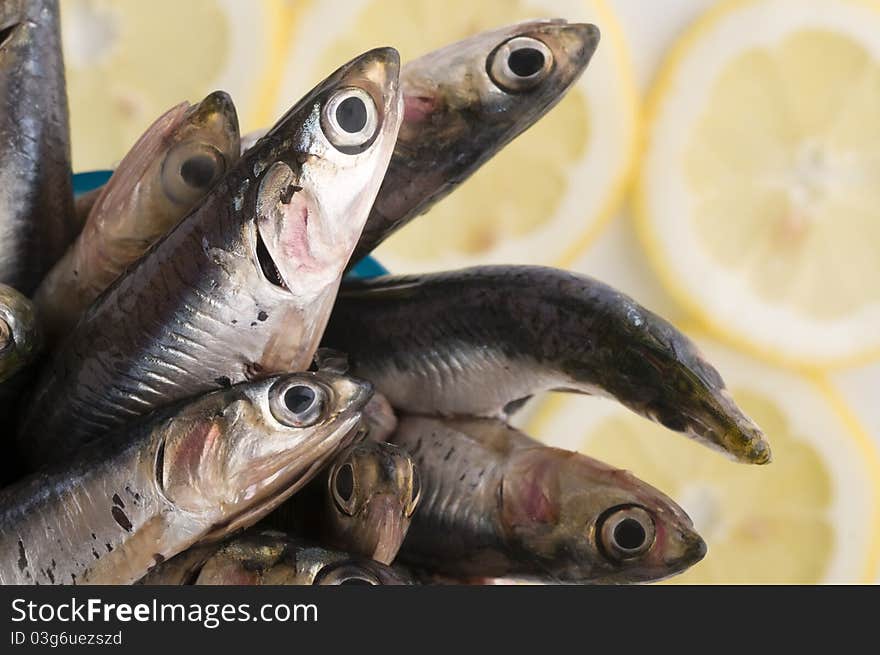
[
  {"left": 488, "top": 36, "right": 554, "bottom": 93},
  {"left": 321, "top": 87, "right": 380, "bottom": 153},
  {"left": 406, "top": 463, "right": 422, "bottom": 517},
  {"left": 314, "top": 563, "right": 382, "bottom": 585},
  {"left": 161, "top": 142, "right": 227, "bottom": 204},
  {"left": 0, "top": 318, "right": 12, "bottom": 353},
  {"left": 331, "top": 461, "right": 357, "bottom": 516},
  {"left": 268, "top": 378, "right": 327, "bottom": 428},
  {"left": 598, "top": 506, "right": 656, "bottom": 561}
]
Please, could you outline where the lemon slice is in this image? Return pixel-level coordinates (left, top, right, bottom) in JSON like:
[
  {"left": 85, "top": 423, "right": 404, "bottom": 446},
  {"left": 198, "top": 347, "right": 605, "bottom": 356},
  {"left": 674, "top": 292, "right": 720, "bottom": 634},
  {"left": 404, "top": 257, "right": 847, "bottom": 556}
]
[
  {"left": 526, "top": 333, "right": 880, "bottom": 583},
  {"left": 62, "top": 0, "right": 284, "bottom": 171},
  {"left": 269, "top": 0, "right": 639, "bottom": 271},
  {"left": 636, "top": 0, "right": 880, "bottom": 368}
]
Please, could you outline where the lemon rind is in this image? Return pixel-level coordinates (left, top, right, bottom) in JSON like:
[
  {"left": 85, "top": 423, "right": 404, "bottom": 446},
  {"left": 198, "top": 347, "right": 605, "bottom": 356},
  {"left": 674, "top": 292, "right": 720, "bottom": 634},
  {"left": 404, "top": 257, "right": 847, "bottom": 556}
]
[{"left": 632, "top": 0, "right": 880, "bottom": 370}]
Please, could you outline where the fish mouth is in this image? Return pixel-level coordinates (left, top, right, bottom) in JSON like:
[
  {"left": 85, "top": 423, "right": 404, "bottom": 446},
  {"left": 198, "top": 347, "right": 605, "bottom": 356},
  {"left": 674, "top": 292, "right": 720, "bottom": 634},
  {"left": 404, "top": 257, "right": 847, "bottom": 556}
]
[
  {"left": 363, "top": 495, "right": 409, "bottom": 564},
  {"left": 683, "top": 392, "right": 772, "bottom": 465},
  {"left": 255, "top": 227, "right": 288, "bottom": 290},
  {"left": 202, "top": 418, "right": 365, "bottom": 542},
  {"left": 0, "top": 22, "right": 22, "bottom": 51}
]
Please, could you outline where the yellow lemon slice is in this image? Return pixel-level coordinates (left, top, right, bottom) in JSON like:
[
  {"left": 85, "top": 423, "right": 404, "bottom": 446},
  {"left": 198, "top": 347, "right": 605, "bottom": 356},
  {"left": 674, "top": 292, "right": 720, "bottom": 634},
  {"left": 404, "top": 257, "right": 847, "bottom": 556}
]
[
  {"left": 270, "top": 0, "right": 639, "bottom": 271},
  {"left": 636, "top": 0, "right": 880, "bottom": 368},
  {"left": 62, "top": 0, "right": 284, "bottom": 171},
  {"left": 526, "top": 333, "right": 880, "bottom": 583}
]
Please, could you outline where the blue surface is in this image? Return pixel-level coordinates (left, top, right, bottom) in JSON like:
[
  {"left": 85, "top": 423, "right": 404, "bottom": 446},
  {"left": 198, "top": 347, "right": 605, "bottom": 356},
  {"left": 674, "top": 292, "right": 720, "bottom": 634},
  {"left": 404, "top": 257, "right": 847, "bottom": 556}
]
[{"left": 71, "top": 170, "right": 389, "bottom": 280}]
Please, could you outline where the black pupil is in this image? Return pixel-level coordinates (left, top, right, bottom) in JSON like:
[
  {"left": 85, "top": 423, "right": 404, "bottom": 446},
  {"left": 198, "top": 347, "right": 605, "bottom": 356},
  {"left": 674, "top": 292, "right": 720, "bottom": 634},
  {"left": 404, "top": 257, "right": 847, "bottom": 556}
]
[
  {"left": 335, "top": 464, "right": 354, "bottom": 502},
  {"left": 508, "top": 47, "right": 545, "bottom": 77},
  {"left": 284, "top": 385, "right": 315, "bottom": 414},
  {"left": 180, "top": 154, "right": 217, "bottom": 188},
  {"left": 336, "top": 96, "right": 368, "bottom": 133},
  {"left": 614, "top": 518, "right": 647, "bottom": 550}
]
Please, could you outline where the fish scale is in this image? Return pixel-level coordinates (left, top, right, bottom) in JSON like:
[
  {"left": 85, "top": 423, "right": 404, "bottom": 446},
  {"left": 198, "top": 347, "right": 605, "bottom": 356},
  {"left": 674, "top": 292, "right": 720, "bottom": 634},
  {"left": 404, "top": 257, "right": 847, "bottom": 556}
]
[
  {"left": 0, "top": 0, "right": 76, "bottom": 295},
  {"left": 325, "top": 266, "right": 770, "bottom": 463},
  {"left": 1, "top": 372, "right": 370, "bottom": 585}
]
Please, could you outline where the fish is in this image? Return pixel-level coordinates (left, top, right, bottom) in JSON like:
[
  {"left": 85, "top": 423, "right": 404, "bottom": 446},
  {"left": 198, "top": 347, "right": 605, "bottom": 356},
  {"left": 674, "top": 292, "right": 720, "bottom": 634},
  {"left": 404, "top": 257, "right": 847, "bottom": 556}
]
[
  {"left": 0, "top": 284, "right": 41, "bottom": 386},
  {"left": 267, "top": 440, "right": 420, "bottom": 564},
  {"left": 0, "top": 371, "right": 372, "bottom": 585},
  {"left": 324, "top": 266, "right": 770, "bottom": 464},
  {"left": 34, "top": 91, "right": 241, "bottom": 341},
  {"left": 347, "top": 19, "right": 599, "bottom": 268},
  {"left": 17, "top": 47, "right": 404, "bottom": 466},
  {"left": 186, "top": 531, "right": 414, "bottom": 585},
  {"left": 391, "top": 415, "right": 706, "bottom": 584},
  {"left": 0, "top": 283, "right": 42, "bottom": 484},
  {"left": 0, "top": 0, "right": 76, "bottom": 295}
]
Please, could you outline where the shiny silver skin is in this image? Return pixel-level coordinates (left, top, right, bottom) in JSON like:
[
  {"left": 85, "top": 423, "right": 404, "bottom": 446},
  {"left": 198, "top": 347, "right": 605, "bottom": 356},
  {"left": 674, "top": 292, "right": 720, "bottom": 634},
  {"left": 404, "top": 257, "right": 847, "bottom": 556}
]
[
  {"left": 0, "top": 0, "right": 76, "bottom": 295},
  {"left": 18, "top": 47, "right": 403, "bottom": 466},
  {"left": 347, "top": 19, "right": 599, "bottom": 268},
  {"left": 324, "top": 266, "right": 770, "bottom": 464},
  {"left": 0, "top": 283, "right": 41, "bottom": 385},
  {"left": 193, "top": 531, "right": 414, "bottom": 585},
  {"left": 392, "top": 416, "right": 706, "bottom": 584},
  {"left": 0, "top": 372, "right": 371, "bottom": 585},
  {"left": 34, "top": 92, "right": 241, "bottom": 341},
  {"left": 268, "top": 440, "right": 419, "bottom": 564}
]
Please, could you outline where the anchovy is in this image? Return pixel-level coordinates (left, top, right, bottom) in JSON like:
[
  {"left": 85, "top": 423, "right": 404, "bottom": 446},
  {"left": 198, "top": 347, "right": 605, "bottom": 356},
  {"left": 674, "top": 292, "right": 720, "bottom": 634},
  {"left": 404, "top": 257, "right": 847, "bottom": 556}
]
[
  {"left": 0, "top": 372, "right": 371, "bottom": 585},
  {"left": 348, "top": 19, "right": 599, "bottom": 268},
  {"left": 0, "top": 283, "right": 41, "bottom": 484},
  {"left": 392, "top": 415, "right": 706, "bottom": 584},
  {"left": 18, "top": 47, "right": 403, "bottom": 466},
  {"left": 0, "top": 0, "right": 76, "bottom": 294},
  {"left": 34, "top": 91, "right": 241, "bottom": 340},
  {"left": 267, "top": 440, "right": 419, "bottom": 564},
  {"left": 324, "top": 266, "right": 770, "bottom": 464},
  {"left": 191, "top": 531, "right": 414, "bottom": 585}
]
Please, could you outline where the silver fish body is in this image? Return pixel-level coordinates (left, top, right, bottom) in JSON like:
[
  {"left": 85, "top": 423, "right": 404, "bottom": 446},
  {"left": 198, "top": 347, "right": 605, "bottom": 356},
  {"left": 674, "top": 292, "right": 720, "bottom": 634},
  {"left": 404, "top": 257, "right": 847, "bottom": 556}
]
[
  {"left": 324, "top": 266, "right": 770, "bottom": 464},
  {"left": 348, "top": 19, "right": 598, "bottom": 268},
  {"left": 0, "top": 0, "right": 75, "bottom": 294},
  {"left": 392, "top": 416, "right": 706, "bottom": 584},
  {"left": 0, "top": 372, "right": 371, "bottom": 585},
  {"left": 18, "top": 47, "right": 403, "bottom": 466}
]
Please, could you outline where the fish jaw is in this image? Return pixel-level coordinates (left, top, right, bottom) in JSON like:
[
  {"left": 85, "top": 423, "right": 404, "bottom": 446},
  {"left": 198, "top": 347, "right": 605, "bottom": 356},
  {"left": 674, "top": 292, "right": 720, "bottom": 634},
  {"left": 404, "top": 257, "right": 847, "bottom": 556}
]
[
  {"left": 157, "top": 373, "right": 372, "bottom": 541},
  {"left": 369, "top": 20, "right": 597, "bottom": 227},
  {"left": 261, "top": 47, "right": 402, "bottom": 287},
  {"left": 355, "top": 494, "right": 411, "bottom": 565},
  {"left": 500, "top": 446, "right": 706, "bottom": 583}
]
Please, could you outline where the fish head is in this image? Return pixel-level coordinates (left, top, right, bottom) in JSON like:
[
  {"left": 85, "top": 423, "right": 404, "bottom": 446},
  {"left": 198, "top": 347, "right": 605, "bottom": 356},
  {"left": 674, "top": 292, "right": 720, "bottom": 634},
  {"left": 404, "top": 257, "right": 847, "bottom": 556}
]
[
  {"left": 157, "top": 371, "right": 373, "bottom": 528},
  {"left": 95, "top": 91, "right": 239, "bottom": 243},
  {"left": 155, "top": 90, "right": 241, "bottom": 209},
  {"left": 593, "top": 298, "right": 771, "bottom": 465},
  {"left": 501, "top": 447, "right": 706, "bottom": 583},
  {"left": 247, "top": 47, "right": 403, "bottom": 299},
  {"left": 313, "top": 559, "right": 414, "bottom": 585},
  {"left": 0, "top": 283, "right": 41, "bottom": 383},
  {"left": 374, "top": 20, "right": 597, "bottom": 219},
  {"left": 325, "top": 441, "right": 420, "bottom": 564}
]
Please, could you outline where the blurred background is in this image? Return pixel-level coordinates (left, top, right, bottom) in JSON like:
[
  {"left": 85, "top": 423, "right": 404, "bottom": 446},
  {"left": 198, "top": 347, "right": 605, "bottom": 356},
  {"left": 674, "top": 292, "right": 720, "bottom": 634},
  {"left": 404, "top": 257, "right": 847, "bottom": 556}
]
[{"left": 60, "top": 0, "right": 880, "bottom": 583}]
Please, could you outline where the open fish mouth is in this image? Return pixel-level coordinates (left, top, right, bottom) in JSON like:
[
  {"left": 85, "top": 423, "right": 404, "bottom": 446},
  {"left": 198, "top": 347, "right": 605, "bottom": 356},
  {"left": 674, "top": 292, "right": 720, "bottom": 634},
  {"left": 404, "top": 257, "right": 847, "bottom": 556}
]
[
  {"left": 255, "top": 227, "right": 288, "bottom": 290},
  {"left": 0, "top": 22, "right": 22, "bottom": 51}
]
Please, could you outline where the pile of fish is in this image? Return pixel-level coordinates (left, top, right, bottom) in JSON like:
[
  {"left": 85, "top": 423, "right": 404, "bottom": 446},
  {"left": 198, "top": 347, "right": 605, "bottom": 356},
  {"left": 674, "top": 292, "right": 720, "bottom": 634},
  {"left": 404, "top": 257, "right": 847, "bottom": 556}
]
[{"left": 0, "top": 1, "right": 771, "bottom": 586}]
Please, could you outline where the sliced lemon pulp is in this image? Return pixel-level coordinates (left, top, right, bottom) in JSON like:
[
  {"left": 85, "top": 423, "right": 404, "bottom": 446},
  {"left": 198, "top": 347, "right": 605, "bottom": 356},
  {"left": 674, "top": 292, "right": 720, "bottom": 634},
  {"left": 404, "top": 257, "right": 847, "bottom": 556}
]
[
  {"left": 269, "top": 0, "right": 639, "bottom": 271},
  {"left": 636, "top": 0, "right": 880, "bottom": 367},
  {"left": 63, "top": 0, "right": 282, "bottom": 170},
  {"left": 526, "top": 334, "right": 880, "bottom": 583}
]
